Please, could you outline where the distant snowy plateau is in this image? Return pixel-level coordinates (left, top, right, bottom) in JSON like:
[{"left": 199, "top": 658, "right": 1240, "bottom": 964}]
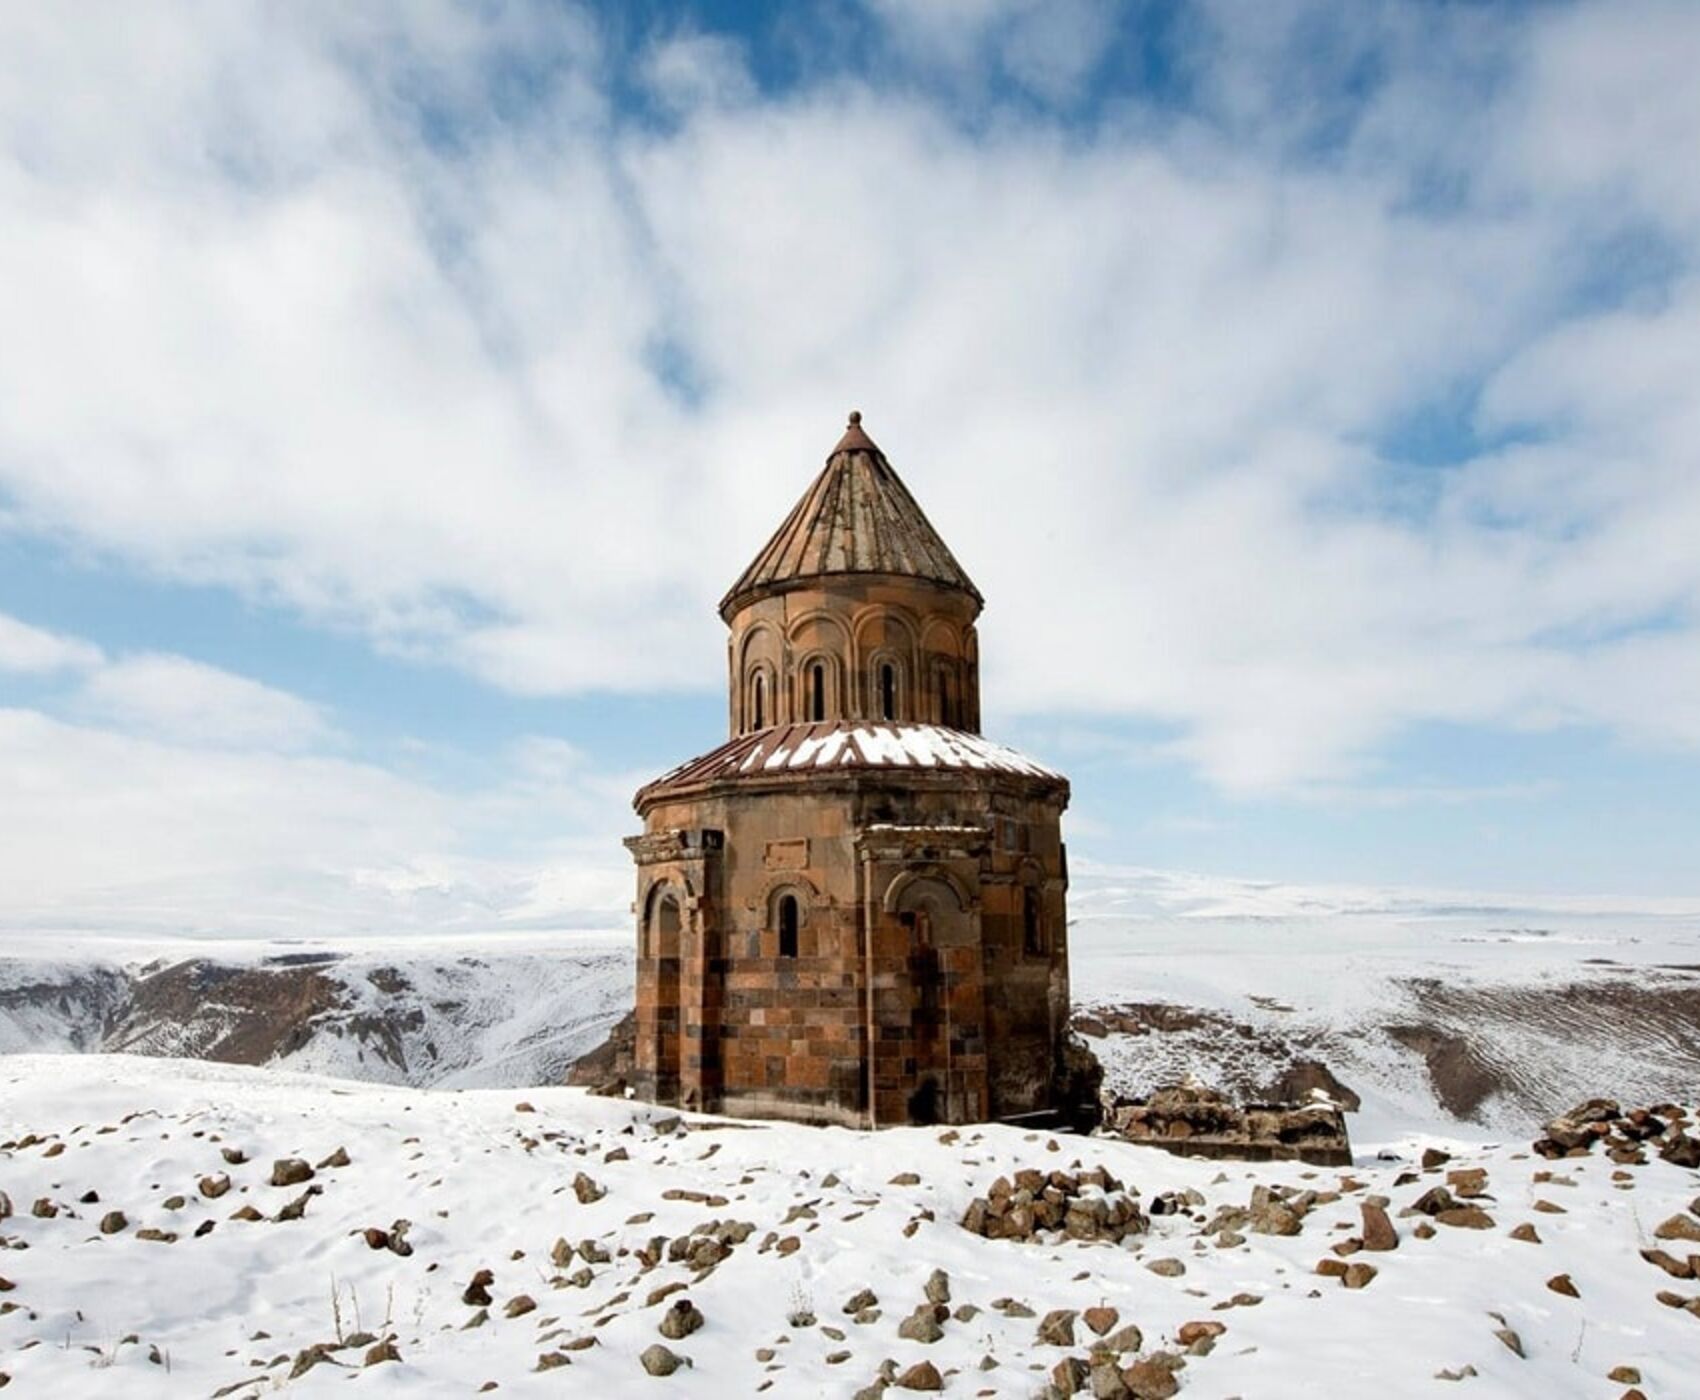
[{"left": 3, "top": 881, "right": 1700, "bottom": 1396}]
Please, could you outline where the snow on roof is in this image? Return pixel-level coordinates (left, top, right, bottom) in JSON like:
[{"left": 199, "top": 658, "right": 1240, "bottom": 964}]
[{"left": 638, "top": 721, "right": 1064, "bottom": 804}]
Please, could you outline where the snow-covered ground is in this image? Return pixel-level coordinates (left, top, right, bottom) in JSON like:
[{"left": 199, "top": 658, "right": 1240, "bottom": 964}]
[{"left": 1, "top": 1055, "right": 1696, "bottom": 1396}]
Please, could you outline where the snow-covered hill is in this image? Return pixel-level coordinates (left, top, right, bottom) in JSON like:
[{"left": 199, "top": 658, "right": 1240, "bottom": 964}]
[
  {"left": 2, "top": 902, "right": 1698, "bottom": 1137},
  {"left": 1, "top": 1055, "right": 1695, "bottom": 1397},
  {"left": 0, "top": 933, "right": 631, "bottom": 1089}
]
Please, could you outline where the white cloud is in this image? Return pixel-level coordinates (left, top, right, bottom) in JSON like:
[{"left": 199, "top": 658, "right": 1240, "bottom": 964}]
[
  {"left": 0, "top": 706, "right": 633, "bottom": 938},
  {"left": 0, "top": 1, "right": 1697, "bottom": 797},
  {"left": 0, "top": 612, "right": 103, "bottom": 674},
  {"left": 74, "top": 653, "right": 334, "bottom": 751}
]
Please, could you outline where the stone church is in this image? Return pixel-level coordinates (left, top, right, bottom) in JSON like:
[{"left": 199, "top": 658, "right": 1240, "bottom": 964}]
[{"left": 624, "top": 413, "right": 1071, "bottom": 1128}]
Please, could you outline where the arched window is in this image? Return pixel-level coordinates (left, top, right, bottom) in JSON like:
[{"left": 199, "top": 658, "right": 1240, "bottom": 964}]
[
  {"left": 937, "top": 668, "right": 954, "bottom": 727},
  {"left": 752, "top": 672, "right": 766, "bottom": 730},
  {"left": 778, "top": 893, "right": 799, "bottom": 958},
  {"left": 1022, "top": 886, "right": 1045, "bottom": 957},
  {"left": 647, "top": 886, "right": 682, "bottom": 959},
  {"left": 879, "top": 662, "right": 897, "bottom": 722},
  {"left": 808, "top": 662, "right": 826, "bottom": 723}
]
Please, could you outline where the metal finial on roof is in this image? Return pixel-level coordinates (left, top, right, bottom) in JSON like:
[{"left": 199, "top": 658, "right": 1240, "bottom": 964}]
[{"left": 848, "top": 410, "right": 862, "bottom": 427}]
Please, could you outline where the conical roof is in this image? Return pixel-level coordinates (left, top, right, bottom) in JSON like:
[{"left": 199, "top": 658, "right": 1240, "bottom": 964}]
[{"left": 719, "top": 412, "right": 982, "bottom": 619}]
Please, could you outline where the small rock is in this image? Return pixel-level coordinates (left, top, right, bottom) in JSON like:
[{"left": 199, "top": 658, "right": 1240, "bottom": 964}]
[
  {"left": 505, "top": 1295, "right": 537, "bottom": 1319},
  {"left": 1037, "top": 1308, "right": 1077, "bottom": 1346},
  {"left": 897, "top": 1305, "right": 945, "bottom": 1343},
  {"left": 1145, "top": 1258, "right": 1185, "bottom": 1278},
  {"left": 640, "top": 1344, "right": 684, "bottom": 1377},
  {"left": 572, "top": 1173, "right": 605, "bottom": 1205},
  {"left": 1546, "top": 1274, "right": 1579, "bottom": 1298},
  {"left": 364, "top": 1339, "right": 400, "bottom": 1366},
  {"left": 658, "top": 1300, "right": 703, "bottom": 1340},
  {"left": 1083, "top": 1305, "right": 1119, "bottom": 1336},
  {"left": 894, "top": 1360, "right": 942, "bottom": 1391},
  {"left": 923, "top": 1269, "right": 950, "bottom": 1304},
  {"left": 1421, "top": 1148, "right": 1451, "bottom": 1169},
  {"left": 99, "top": 1210, "right": 128, "bottom": 1235},
  {"left": 1509, "top": 1223, "right": 1541, "bottom": 1244},
  {"left": 1360, "top": 1202, "right": 1398, "bottom": 1251},
  {"left": 1608, "top": 1367, "right": 1642, "bottom": 1384},
  {"left": 1177, "top": 1320, "right": 1225, "bottom": 1346},
  {"left": 199, "top": 1174, "right": 231, "bottom": 1199},
  {"left": 1435, "top": 1207, "right": 1495, "bottom": 1230},
  {"left": 1446, "top": 1167, "right": 1488, "bottom": 1198},
  {"left": 220, "top": 1147, "right": 246, "bottom": 1165},
  {"left": 1655, "top": 1214, "right": 1700, "bottom": 1243},
  {"left": 1122, "top": 1355, "right": 1181, "bottom": 1399},
  {"left": 1343, "top": 1262, "right": 1378, "bottom": 1289},
  {"left": 317, "top": 1146, "right": 351, "bottom": 1169},
  {"left": 1051, "top": 1358, "right": 1090, "bottom": 1395},
  {"left": 1101, "top": 1323, "right": 1144, "bottom": 1353},
  {"left": 889, "top": 1173, "right": 921, "bottom": 1187},
  {"left": 270, "top": 1159, "right": 314, "bottom": 1187},
  {"left": 1494, "top": 1327, "right": 1525, "bottom": 1359},
  {"left": 843, "top": 1288, "right": 879, "bottom": 1314},
  {"left": 463, "top": 1270, "right": 495, "bottom": 1307}
]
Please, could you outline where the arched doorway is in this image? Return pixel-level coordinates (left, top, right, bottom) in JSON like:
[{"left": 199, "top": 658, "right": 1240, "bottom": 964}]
[
  {"left": 646, "top": 884, "right": 683, "bottom": 1104},
  {"left": 890, "top": 874, "right": 975, "bottom": 1124}
]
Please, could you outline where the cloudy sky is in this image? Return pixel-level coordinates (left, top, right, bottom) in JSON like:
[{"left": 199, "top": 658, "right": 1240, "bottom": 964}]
[{"left": 2, "top": 0, "right": 1698, "bottom": 938}]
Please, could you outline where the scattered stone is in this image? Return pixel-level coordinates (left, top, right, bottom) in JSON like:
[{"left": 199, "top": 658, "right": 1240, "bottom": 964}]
[
  {"left": 1122, "top": 1354, "right": 1182, "bottom": 1399},
  {"left": 220, "top": 1147, "right": 246, "bottom": 1165},
  {"left": 31, "top": 1199, "right": 57, "bottom": 1219},
  {"left": 505, "top": 1295, "right": 537, "bottom": 1319},
  {"left": 1546, "top": 1274, "right": 1579, "bottom": 1298},
  {"left": 1101, "top": 1323, "right": 1144, "bottom": 1353},
  {"left": 894, "top": 1360, "right": 943, "bottom": 1391},
  {"left": 316, "top": 1147, "right": 351, "bottom": 1169},
  {"left": 1177, "top": 1320, "right": 1225, "bottom": 1346},
  {"left": 1316, "top": 1259, "right": 1348, "bottom": 1278},
  {"left": 1532, "top": 1199, "right": 1567, "bottom": 1215},
  {"left": 228, "top": 1204, "right": 263, "bottom": 1222},
  {"left": 1608, "top": 1367, "right": 1642, "bottom": 1384},
  {"left": 1509, "top": 1223, "right": 1541, "bottom": 1243},
  {"left": 1640, "top": 1248, "right": 1694, "bottom": 1279},
  {"left": 1343, "top": 1262, "right": 1378, "bottom": 1289},
  {"left": 923, "top": 1269, "right": 950, "bottom": 1304},
  {"left": 1435, "top": 1365, "right": 1478, "bottom": 1381},
  {"left": 1145, "top": 1258, "right": 1185, "bottom": 1278},
  {"left": 843, "top": 1288, "right": 879, "bottom": 1314},
  {"left": 889, "top": 1172, "right": 921, "bottom": 1186},
  {"left": 1436, "top": 1207, "right": 1495, "bottom": 1230},
  {"left": 1360, "top": 1202, "right": 1398, "bottom": 1251},
  {"left": 1083, "top": 1306, "right": 1119, "bottom": 1336},
  {"left": 199, "top": 1174, "right": 231, "bottom": 1199},
  {"left": 1421, "top": 1148, "right": 1451, "bottom": 1169},
  {"left": 1051, "top": 1357, "right": 1090, "bottom": 1394},
  {"left": 898, "top": 1305, "right": 945, "bottom": 1343},
  {"left": 1446, "top": 1168, "right": 1488, "bottom": 1198},
  {"left": 463, "top": 1270, "right": 495, "bottom": 1307},
  {"left": 275, "top": 1187, "right": 320, "bottom": 1222},
  {"left": 270, "top": 1159, "right": 314, "bottom": 1188},
  {"left": 1655, "top": 1214, "right": 1700, "bottom": 1243},
  {"left": 99, "top": 1210, "right": 128, "bottom": 1234},
  {"left": 658, "top": 1300, "right": 703, "bottom": 1340},
  {"left": 1036, "top": 1309, "right": 1077, "bottom": 1346},
  {"left": 364, "top": 1339, "right": 400, "bottom": 1366},
  {"left": 640, "top": 1344, "right": 684, "bottom": 1377},
  {"left": 1494, "top": 1327, "right": 1525, "bottom": 1359},
  {"left": 572, "top": 1173, "right": 605, "bottom": 1205}
]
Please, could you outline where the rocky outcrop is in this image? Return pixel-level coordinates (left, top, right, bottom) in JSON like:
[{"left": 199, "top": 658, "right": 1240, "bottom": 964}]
[
  {"left": 1106, "top": 1082, "right": 1352, "bottom": 1167},
  {"left": 960, "top": 1166, "right": 1148, "bottom": 1244},
  {"left": 1533, "top": 1098, "right": 1697, "bottom": 1166}
]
